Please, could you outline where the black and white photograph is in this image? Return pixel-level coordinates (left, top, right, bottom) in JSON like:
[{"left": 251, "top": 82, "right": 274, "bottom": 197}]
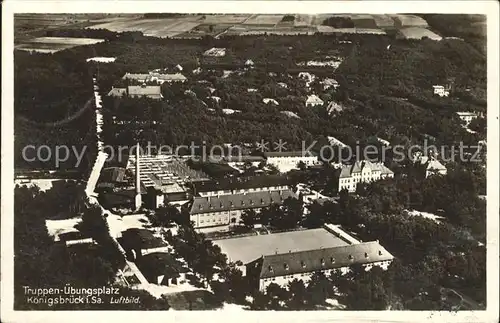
[{"left": 1, "top": 1, "right": 499, "bottom": 322}]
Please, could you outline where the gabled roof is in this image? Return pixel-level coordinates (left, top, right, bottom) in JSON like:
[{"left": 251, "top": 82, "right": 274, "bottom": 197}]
[
  {"left": 192, "top": 174, "right": 290, "bottom": 193},
  {"left": 120, "top": 228, "right": 167, "bottom": 250},
  {"left": 100, "top": 167, "right": 126, "bottom": 183},
  {"left": 426, "top": 159, "right": 447, "bottom": 171},
  {"left": 281, "top": 111, "right": 301, "bottom": 119},
  {"left": 128, "top": 85, "right": 163, "bottom": 99},
  {"left": 150, "top": 72, "right": 187, "bottom": 82},
  {"left": 456, "top": 111, "right": 477, "bottom": 117},
  {"left": 138, "top": 252, "right": 187, "bottom": 281},
  {"left": 306, "top": 94, "right": 324, "bottom": 105},
  {"left": 263, "top": 98, "right": 279, "bottom": 105},
  {"left": 326, "top": 101, "right": 343, "bottom": 114},
  {"left": 321, "top": 78, "right": 339, "bottom": 85},
  {"left": 190, "top": 189, "right": 296, "bottom": 215},
  {"left": 327, "top": 136, "right": 348, "bottom": 148},
  {"left": 339, "top": 161, "right": 394, "bottom": 178},
  {"left": 122, "top": 73, "right": 150, "bottom": 80},
  {"left": 108, "top": 87, "right": 127, "bottom": 97},
  {"left": 256, "top": 241, "right": 394, "bottom": 278}
]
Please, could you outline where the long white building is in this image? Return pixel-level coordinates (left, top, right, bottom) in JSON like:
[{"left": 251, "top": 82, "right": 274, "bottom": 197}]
[
  {"left": 246, "top": 240, "right": 394, "bottom": 291},
  {"left": 263, "top": 151, "right": 318, "bottom": 173}
]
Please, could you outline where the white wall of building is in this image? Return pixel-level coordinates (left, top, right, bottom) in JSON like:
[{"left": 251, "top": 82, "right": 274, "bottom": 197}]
[
  {"left": 258, "top": 261, "right": 392, "bottom": 291},
  {"left": 338, "top": 169, "right": 393, "bottom": 192},
  {"left": 267, "top": 156, "right": 318, "bottom": 173}
]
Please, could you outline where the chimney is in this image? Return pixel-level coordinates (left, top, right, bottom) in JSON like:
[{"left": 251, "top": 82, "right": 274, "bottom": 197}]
[{"left": 135, "top": 142, "right": 142, "bottom": 211}]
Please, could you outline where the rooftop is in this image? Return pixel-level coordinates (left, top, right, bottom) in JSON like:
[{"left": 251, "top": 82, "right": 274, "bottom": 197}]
[
  {"left": 339, "top": 160, "right": 394, "bottom": 178},
  {"left": 99, "top": 167, "right": 126, "bottom": 183},
  {"left": 257, "top": 241, "right": 394, "bottom": 278},
  {"left": 122, "top": 73, "right": 150, "bottom": 80},
  {"left": 190, "top": 189, "right": 296, "bottom": 215},
  {"left": 263, "top": 98, "right": 279, "bottom": 105},
  {"left": 137, "top": 252, "right": 187, "bottom": 282},
  {"left": 128, "top": 85, "right": 163, "bottom": 98},
  {"left": 108, "top": 87, "right": 127, "bottom": 97},
  {"left": 150, "top": 72, "right": 187, "bottom": 82},
  {"left": 192, "top": 174, "right": 291, "bottom": 193},
  {"left": 326, "top": 101, "right": 343, "bottom": 114},
  {"left": 281, "top": 111, "right": 301, "bottom": 119},
  {"left": 119, "top": 228, "right": 167, "bottom": 250},
  {"left": 456, "top": 111, "right": 478, "bottom": 117},
  {"left": 306, "top": 94, "right": 324, "bottom": 105}
]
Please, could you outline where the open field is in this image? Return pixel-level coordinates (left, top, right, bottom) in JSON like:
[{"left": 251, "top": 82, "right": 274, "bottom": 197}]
[
  {"left": 9, "top": 13, "right": 434, "bottom": 39},
  {"left": 213, "top": 228, "right": 349, "bottom": 264},
  {"left": 352, "top": 17, "right": 379, "bottom": 29},
  {"left": 317, "top": 25, "right": 386, "bottom": 35},
  {"left": 294, "top": 14, "right": 314, "bottom": 27},
  {"left": 372, "top": 14, "right": 396, "bottom": 28},
  {"left": 14, "top": 14, "right": 135, "bottom": 41},
  {"left": 241, "top": 14, "right": 284, "bottom": 25},
  {"left": 15, "top": 36, "right": 105, "bottom": 53},
  {"left": 398, "top": 27, "right": 442, "bottom": 40},
  {"left": 391, "top": 14, "right": 428, "bottom": 27},
  {"left": 202, "top": 14, "right": 252, "bottom": 24},
  {"left": 87, "top": 17, "right": 203, "bottom": 38}
]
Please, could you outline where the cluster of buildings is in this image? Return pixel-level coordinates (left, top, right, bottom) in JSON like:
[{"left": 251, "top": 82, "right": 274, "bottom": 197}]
[
  {"left": 107, "top": 70, "right": 188, "bottom": 100},
  {"left": 432, "top": 84, "right": 451, "bottom": 97}
]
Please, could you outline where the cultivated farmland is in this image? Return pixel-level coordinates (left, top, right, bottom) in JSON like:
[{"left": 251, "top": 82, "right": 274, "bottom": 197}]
[
  {"left": 398, "top": 27, "right": 442, "bottom": 40},
  {"left": 15, "top": 37, "right": 105, "bottom": 53},
  {"left": 69, "top": 14, "right": 437, "bottom": 39},
  {"left": 372, "top": 14, "right": 396, "bottom": 28},
  {"left": 201, "top": 14, "right": 252, "bottom": 24},
  {"left": 391, "top": 14, "right": 429, "bottom": 27},
  {"left": 242, "top": 14, "right": 285, "bottom": 26},
  {"left": 87, "top": 17, "right": 203, "bottom": 38}
]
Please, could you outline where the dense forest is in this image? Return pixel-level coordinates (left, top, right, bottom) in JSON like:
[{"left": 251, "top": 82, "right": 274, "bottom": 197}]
[
  {"left": 322, "top": 17, "right": 355, "bottom": 28},
  {"left": 15, "top": 28, "right": 486, "bottom": 172},
  {"left": 13, "top": 23, "right": 488, "bottom": 311}
]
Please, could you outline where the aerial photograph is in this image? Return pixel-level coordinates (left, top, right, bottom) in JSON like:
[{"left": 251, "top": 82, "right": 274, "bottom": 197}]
[{"left": 12, "top": 12, "right": 487, "bottom": 311}]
